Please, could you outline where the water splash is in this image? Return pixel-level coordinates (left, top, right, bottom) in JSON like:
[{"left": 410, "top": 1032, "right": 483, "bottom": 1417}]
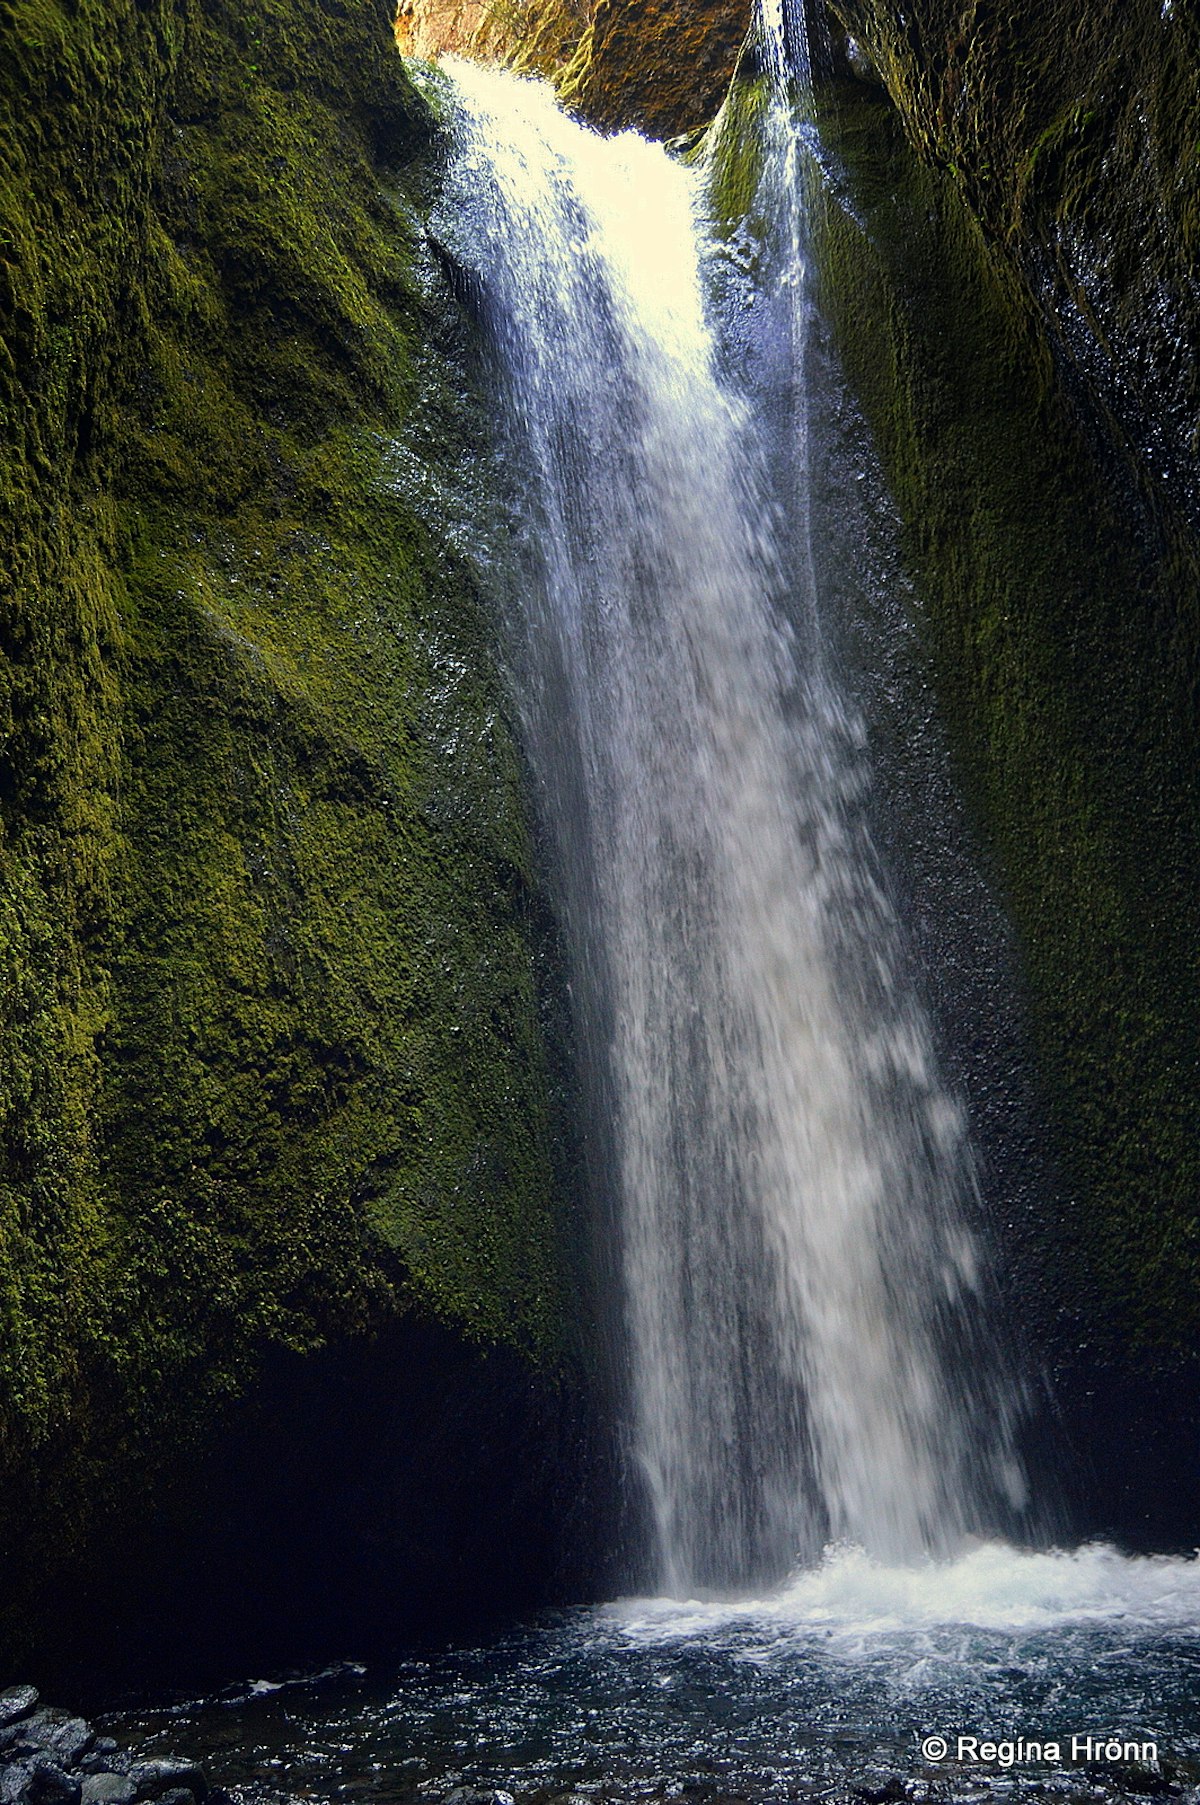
[
  {"left": 436, "top": 51, "right": 1026, "bottom": 1594},
  {"left": 611, "top": 1541, "right": 1200, "bottom": 1641}
]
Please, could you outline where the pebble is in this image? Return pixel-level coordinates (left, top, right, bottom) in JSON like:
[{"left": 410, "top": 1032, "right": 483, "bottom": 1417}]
[{"left": 443, "top": 1791, "right": 517, "bottom": 1805}]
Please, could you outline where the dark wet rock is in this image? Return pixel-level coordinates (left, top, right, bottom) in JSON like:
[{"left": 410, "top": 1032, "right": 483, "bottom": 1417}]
[
  {"left": 77, "top": 1759, "right": 121, "bottom": 1781},
  {"left": 442, "top": 1792, "right": 516, "bottom": 1805},
  {"left": 80, "top": 1778, "right": 137, "bottom": 1805},
  {"left": 0, "top": 1696, "right": 38, "bottom": 1733},
  {"left": 25, "top": 1761, "right": 82, "bottom": 1805},
  {"left": 12, "top": 1715, "right": 94, "bottom": 1769},
  {"left": 1087, "top": 1767, "right": 1176, "bottom": 1798},
  {"left": 0, "top": 1764, "right": 32, "bottom": 1805},
  {"left": 129, "top": 1763, "right": 207, "bottom": 1804},
  {"left": 853, "top": 1779, "right": 907, "bottom": 1805}
]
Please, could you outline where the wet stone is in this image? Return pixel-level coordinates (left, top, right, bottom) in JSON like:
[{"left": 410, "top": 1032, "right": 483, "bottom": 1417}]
[
  {"left": 854, "top": 1780, "right": 907, "bottom": 1805},
  {"left": 80, "top": 1778, "right": 137, "bottom": 1805},
  {"left": 77, "top": 1762, "right": 122, "bottom": 1781},
  {"left": 442, "top": 1792, "right": 517, "bottom": 1805},
  {"left": 0, "top": 1694, "right": 38, "bottom": 1732},
  {"left": 129, "top": 1763, "right": 208, "bottom": 1803},
  {"left": 14, "top": 1716, "right": 94, "bottom": 1769},
  {"left": 0, "top": 1765, "right": 32, "bottom": 1805},
  {"left": 26, "top": 1761, "right": 82, "bottom": 1805}
]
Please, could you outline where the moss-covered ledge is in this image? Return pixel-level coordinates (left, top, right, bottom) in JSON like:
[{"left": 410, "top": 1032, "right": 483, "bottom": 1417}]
[{"left": 1, "top": 0, "right": 585, "bottom": 1675}]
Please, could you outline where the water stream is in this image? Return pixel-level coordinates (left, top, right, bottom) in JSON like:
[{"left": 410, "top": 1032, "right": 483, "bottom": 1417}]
[{"left": 434, "top": 25, "right": 1023, "bottom": 1591}]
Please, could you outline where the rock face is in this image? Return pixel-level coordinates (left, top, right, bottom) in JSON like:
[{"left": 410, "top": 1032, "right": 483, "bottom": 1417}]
[
  {"left": 802, "top": 1, "right": 1200, "bottom": 1379},
  {"left": 565, "top": 0, "right": 754, "bottom": 137},
  {"left": 0, "top": 0, "right": 600, "bottom": 1681},
  {"left": 827, "top": 0, "right": 1200, "bottom": 541},
  {"left": 395, "top": 0, "right": 594, "bottom": 76},
  {"left": 394, "top": 0, "right": 753, "bottom": 139}
]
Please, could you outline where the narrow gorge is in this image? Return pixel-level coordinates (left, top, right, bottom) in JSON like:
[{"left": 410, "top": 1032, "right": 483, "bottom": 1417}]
[{"left": 2, "top": 0, "right": 1200, "bottom": 1795}]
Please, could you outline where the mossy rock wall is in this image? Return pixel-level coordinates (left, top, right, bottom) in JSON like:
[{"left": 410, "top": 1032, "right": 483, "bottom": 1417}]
[
  {"left": 704, "top": 16, "right": 1200, "bottom": 1529},
  {"left": 0, "top": 0, "right": 585, "bottom": 1674},
  {"left": 708, "top": 27, "right": 1200, "bottom": 1396},
  {"left": 826, "top": 0, "right": 1200, "bottom": 544}
]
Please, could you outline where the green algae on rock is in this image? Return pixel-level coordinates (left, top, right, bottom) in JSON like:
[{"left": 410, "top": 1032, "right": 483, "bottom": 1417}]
[
  {"left": 0, "top": 0, "right": 583, "bottom": 1673},
  {"left": 705, "top": 29, "right": 1200, "bottom": 1377}
]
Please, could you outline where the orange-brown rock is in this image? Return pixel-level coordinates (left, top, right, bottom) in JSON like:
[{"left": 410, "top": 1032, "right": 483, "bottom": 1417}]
[
  {"left": 565, "top": 0, "right": 754, "bottom": 138},
  {"left": 395, "top": 0, "right": 594, "bottom": 75},
  {"left": 394, "top": 0, "right": 754, "bottom": 140}
]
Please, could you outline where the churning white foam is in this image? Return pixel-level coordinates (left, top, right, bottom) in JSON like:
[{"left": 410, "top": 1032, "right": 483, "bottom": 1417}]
[{"left": 608, "top": 1541, "right": 1200, "bottom": 1642}]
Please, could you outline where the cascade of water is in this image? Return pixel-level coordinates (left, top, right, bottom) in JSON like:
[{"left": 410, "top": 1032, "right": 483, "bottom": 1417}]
[{"left": 435, "top": 40, "right": 1026, "bottom": 1595}]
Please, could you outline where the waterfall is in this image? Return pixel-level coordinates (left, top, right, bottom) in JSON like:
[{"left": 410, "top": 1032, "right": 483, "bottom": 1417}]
[{"left": 434, "top": 32, "right": 1027, "bottom": 1595}]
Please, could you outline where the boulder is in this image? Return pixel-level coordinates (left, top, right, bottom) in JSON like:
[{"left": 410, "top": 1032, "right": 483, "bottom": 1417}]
[
  {"left": 129, "top": 1763, "right": 207, "bottom": 1804},
  {"left": 0, "top": 1694, "right": 38, "bottom": 1732},
  {"left": 81, "top": 1778, "right": 137, "bottom": 1805}
]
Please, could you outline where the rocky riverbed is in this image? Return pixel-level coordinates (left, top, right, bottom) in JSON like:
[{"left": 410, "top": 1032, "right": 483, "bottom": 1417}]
[{"left": 0, "top": 1689, "right": 215, "bottom": 1805}]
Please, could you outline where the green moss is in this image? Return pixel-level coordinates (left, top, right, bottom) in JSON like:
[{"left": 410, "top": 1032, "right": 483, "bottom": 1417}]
[
  {"left": 0, "top": 0, "right": 573, "bottom": 1658},
  {"left": 797, "top": 78, "right": 1200, "bottom": 1361},
  {"left": 702, "top": 46, "right": 773, "bottom": 236}
]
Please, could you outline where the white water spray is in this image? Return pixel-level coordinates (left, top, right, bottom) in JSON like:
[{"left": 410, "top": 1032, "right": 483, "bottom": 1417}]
[{"left": 435, "top": 34, "right": 1026, "bottom": 1594}]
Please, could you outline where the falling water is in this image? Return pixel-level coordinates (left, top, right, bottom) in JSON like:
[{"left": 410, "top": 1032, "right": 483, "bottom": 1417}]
[{"left": 434, "top": 20, "right": 1026, "bottom": 1596}]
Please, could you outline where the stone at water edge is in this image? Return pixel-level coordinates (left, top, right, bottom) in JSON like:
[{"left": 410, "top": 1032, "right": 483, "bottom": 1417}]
[
  {"left": 129, "top": 1762, "right": 208, "bottom": 1803},
  {"left": 442, "top": 1791, "right": 517, "bottom": 1805},
  {"left": 3, "top": 1760, "right": 83, "bottom": 1805},
  {"left": 10, "top": 1718, "right": 94, "bottom": 1770},
  {"left": 0, "top": 1701, "right": 37, "bottom": 1736},
  {"left": 81, "top": 1778, "right": 136, "bottom": 1805}
]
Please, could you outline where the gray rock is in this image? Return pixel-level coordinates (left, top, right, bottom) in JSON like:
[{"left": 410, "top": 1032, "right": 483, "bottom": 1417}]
[
  {"left": 129, "top": 1763, "right": 207, "bottom": 1804},
  {"left": 441, "top": 1792, "right": 515, "bottom": 1805},
  {"left": 81, "top": 1778, "right": 137, "bottom": 1805},
  {"left": 0, "top": 1764, "right": 33, "bottom": 1805},
  {"left": 26, "top": 1761, "right": 82, "bottom": 1805},
  {"left": 81, "top": 1761, "right": 130, "bottom": 1783},
  {"left": 77, "top": 1763, "right": 119, "bottom": 1781},
  {"left": 0, "top": 1691, "right": 38, "bottom": 1731},
  {"left": 14, "top": 1716, "right": 94, "bottom": 1770}
]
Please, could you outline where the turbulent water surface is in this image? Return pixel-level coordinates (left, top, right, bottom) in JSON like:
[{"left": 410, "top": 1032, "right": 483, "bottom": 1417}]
[{"left": 113, "top": 1545, "right": 1200, "bottom": 1802}]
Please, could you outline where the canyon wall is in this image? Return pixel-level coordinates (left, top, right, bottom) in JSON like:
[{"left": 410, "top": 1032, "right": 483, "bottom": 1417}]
[{"left": 0, "top": 0, "right": 600, "bottom": 1682}]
